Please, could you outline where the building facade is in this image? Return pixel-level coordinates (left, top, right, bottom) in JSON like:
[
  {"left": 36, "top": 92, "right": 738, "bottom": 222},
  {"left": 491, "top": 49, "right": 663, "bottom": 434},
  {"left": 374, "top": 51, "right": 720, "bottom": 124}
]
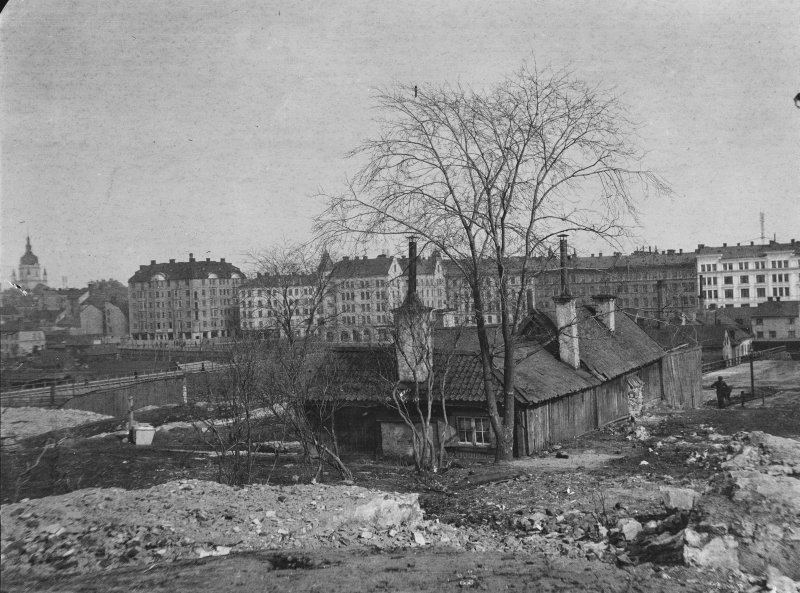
[
  {"left": 751, "top": 300, "right": 799, "bottom": 342},
  {"left": 128, "top": 254, "right": 244, "bottom": 342},
  {"left": 696, "top": 240, "right": 799, "bottom": 309},
  {"left": 238, "top": 251, "right": 447, "bottom": 344}
]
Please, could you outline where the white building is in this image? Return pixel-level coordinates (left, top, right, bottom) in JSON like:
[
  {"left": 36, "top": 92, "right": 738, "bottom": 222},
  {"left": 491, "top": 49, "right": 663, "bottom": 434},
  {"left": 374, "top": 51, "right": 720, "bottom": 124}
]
[{"left": 696, "top": 240, "right": 799, "bottom": 309}]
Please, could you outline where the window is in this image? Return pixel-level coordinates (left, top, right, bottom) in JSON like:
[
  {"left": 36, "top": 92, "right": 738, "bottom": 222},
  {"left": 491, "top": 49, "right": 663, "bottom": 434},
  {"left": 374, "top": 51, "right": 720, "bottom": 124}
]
[
  {"left": 755, "top": 318, "right": 763, "bottom": 325},
  {"left": 769, "top": 331, "right": 777, "bottom": 338},
  {"left": 740, "top": 289, "right": 750, "bottom": 298},
  {"left": 757, "top": 288, "right": 766, "bottom": 297},
  {"left": 756, "top": 331, "right": 764, "bottom": 339},
  {"left": 457, "top": 417, "right": 491, "bottom": 445},
  {"left": 739, "top": 276, "right": 749, "bottom": 284},
  {"left": 724, "top": 289, "right": 733, "bottom": 299},
  {"left": 738, "top": 262, "right": 749, "bottom": 270},
  {"left": 723, "top": 276, "right": 733, "bottom": 285},
  {"left": 788, "top": 330, "right": 796, "bottom": 338}
]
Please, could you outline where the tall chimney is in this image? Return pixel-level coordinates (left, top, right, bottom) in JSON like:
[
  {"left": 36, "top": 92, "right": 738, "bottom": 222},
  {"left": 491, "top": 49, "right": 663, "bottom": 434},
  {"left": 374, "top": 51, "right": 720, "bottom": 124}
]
[
  {"left": 554, "top": 235, "right": 579, "bottom": 369},
  {"left": 394, "top": 236, "right": 432, "bottom": 382},
  {"left": 407, "top": 236, "right": 418, "bottom": 302},
  {"left": 656, "top": 279, "right": 666, "bottom": 324},
  {"left": 558, "top": 234, "right": 570, "bottom": 297}
]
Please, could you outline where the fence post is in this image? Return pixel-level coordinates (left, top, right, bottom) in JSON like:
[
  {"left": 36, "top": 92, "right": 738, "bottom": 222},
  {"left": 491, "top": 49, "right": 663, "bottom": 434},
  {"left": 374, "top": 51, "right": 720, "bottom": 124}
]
[{"left": 748, "top": 352, "right": 754, "bottom": 408}]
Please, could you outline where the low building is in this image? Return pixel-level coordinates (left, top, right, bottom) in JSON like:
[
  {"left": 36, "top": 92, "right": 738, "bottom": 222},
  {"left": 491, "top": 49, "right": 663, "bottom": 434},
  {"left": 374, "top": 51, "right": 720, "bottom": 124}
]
[
  {"left": 309, "top": 240, "right": 702, "bottom": 459},
  {"left": 750, "top": 300, "right": 800, "bottom": 342},
  {"left": 0, "top": 324, "right": 46, "bottom": 359}
]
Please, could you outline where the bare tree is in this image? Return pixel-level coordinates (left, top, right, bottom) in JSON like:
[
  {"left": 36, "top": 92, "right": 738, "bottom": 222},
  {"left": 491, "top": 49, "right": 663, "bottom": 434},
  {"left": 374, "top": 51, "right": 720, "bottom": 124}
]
[
  {"left": 318, "top": 64, "right": 667, "bottom": 461},
  {"left": 242, "top": 241, "right": 352, "bottom": 480}
]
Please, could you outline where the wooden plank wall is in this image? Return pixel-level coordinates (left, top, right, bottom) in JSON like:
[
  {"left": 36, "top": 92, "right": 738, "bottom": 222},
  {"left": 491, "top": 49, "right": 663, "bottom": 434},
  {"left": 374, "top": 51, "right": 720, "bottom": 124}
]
[
  {"left": 523, "top": 360, "right": 665, "bottom": 454},
  {"left": 661, "top": 347, "right": 702, "bottom": 409},
  {"left": 595, "top": 377, "right": 629, "bottom": 427}
]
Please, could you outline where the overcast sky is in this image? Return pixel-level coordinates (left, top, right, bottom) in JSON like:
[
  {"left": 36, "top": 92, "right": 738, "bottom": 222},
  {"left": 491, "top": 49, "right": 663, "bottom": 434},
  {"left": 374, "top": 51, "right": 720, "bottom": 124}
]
[{"left": 1, "top": 0, "right": 798, "bottom": 287}]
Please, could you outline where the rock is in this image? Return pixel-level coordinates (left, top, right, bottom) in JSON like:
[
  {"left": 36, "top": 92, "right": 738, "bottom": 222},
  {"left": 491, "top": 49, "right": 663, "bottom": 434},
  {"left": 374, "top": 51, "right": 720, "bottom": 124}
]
[
  {"left": 766, "top": 566, "right": 799, "bottom": 593},
  {"left": 617, "top": 518, "right": 643, "bottom": 541},
  {"left": 660, "top": 487, "right": 700, "bottom": 511},
  {"left": 341, "top": 493, "right": 423, "bottom": 529},
  {"left": 413, "top": 531, "right": 426, "bottom": 546},
  {"left": 683, "top": 535, "right": 739, "bottom": 570}
]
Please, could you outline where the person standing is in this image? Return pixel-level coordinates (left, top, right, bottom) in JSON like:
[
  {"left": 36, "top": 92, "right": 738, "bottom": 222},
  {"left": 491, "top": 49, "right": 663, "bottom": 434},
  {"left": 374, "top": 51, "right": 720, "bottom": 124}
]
[{"left": 713, "top": 376, "right": 730, "bottom": 409}]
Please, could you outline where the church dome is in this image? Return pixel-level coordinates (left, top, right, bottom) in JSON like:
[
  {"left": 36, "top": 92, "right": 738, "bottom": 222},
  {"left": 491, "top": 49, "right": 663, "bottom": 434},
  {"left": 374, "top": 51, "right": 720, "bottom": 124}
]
[{"left": 20, "top": 236, "right": 39, "bottom": 265}]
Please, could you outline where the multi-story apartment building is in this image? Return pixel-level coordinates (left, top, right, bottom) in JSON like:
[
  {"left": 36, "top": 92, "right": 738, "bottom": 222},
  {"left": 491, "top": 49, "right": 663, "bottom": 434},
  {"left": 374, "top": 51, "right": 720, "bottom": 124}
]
[
  {"left": 535, "top": 249, "right": 699, "bottom": 322},
  {"left": 697, "top": 240, "right": 799, "bottom": 309},
  {"left": 238, "top": 271, "right": 325, "bottom": 336},
  {"left": 238, "top": 249, "right": 447, "bottom": 344},
  {"left": 128, "top": 254, "right": 244, "bottom": 342},
  {"left": 442, "top": 247, "right": 698, "bottom": 328}
]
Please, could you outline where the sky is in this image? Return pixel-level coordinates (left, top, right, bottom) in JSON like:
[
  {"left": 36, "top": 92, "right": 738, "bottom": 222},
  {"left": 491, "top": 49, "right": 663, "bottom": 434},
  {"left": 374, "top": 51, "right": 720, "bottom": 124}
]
[{"left": 1, "top": 0, "right": 799, "bottom": 287}]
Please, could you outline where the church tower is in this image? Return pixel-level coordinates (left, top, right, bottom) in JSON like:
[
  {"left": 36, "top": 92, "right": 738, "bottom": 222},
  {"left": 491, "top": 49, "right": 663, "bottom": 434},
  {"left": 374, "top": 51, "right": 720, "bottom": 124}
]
[{"left": 18, "top": 236, "right": 44, "bottom": 290}]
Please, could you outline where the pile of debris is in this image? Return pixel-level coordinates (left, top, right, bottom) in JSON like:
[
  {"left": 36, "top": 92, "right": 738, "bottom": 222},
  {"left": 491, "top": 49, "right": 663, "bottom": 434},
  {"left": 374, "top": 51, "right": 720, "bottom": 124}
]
[{"left": 0, "top": 479, "right": 467, "bottom": 578}]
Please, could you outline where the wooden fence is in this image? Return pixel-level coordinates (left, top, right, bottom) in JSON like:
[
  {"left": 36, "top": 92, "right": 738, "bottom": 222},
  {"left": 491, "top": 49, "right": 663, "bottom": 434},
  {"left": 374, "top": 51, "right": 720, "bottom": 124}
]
[{"left": 701, "top": 346, "right": 787, "bottom": 374}]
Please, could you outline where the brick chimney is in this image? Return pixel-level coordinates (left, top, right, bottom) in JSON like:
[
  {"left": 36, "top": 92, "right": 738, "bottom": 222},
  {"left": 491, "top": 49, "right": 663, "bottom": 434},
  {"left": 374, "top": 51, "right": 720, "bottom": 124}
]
[
  {"left": 591, "top": 294, "right": 616, "bottom": 332},
  {"left": 554, "top": 235, "right": 580, "bottom": 369},
  {"left": 393, "top": 236, "right": 433, "bottom": 382}
]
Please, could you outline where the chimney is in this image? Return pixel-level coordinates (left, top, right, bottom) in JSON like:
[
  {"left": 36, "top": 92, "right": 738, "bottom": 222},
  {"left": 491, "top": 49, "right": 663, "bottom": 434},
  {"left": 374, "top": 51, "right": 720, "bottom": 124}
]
[
  {"left": 680, "top": 249, "right": 683, "bottom": 254},
  {"left": 723, "top": 243, "right": 727, "bottom": 247},
  {"left": 656, "top": 279, "right": 666, "bottom": 323},
  {"left": 169, "top": 259, "right": 175, "bottom": 264},
  {"left": 407, "top": 236, "right": 418, "bottom": 302},
  {"left": 150, "top": 260, "right": 156, "bottom": 265},
  {"left": 554, "top": 235, "right": 579, "bottom": 369},
  {"left": 189, "top": 253, "right": 195, "bottom": 262},
  {"left": 393, "top": 236, "right": 433, "bottom": 383},
  {"left": 526, "top": 288, "right": 536, "bottom": 313},
  {"left": 591, "top": 294, "right": 616, "bottom": 332},
  {"left": 221, "top": 258, "right": 226, "bottom": 263},
  {"left": 206, "top": 258, "right": 211, "bottom": 262},
  {"left": 558, "top": 235, "right": 570, "bottom": 297}
]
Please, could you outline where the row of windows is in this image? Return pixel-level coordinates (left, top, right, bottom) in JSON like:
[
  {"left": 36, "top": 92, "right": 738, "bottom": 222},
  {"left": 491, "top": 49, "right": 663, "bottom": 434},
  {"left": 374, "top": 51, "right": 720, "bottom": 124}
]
[
  {"left": 132, "top": 278, "right": 241, "bottom": 290},
  {"left": 709, "top": 287, "right": 792, "bottom": 300}
]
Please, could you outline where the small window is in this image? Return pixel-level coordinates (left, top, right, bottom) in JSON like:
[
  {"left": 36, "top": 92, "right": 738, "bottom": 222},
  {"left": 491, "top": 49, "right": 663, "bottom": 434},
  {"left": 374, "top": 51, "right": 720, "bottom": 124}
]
[
  {"left": 755, "top": 318, "right": 763, "bottom": 325},
  {"left": 456, "top": 417, "right": 491, "bottom": 446},
  {"left": 769, "top": 331, "right": 777, "bottom": 338}
]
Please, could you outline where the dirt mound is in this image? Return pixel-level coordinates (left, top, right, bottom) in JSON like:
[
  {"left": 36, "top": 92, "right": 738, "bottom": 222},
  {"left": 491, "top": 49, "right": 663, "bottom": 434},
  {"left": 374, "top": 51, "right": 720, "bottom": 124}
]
[{"left": 0, "top": 479, "right": 463, "bottom": 578}]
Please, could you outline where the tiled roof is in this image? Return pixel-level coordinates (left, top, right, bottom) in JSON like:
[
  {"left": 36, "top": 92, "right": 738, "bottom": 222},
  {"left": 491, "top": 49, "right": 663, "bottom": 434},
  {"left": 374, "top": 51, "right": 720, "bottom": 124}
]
[
  {"left": 752, "top": 300, "right": 800, "bottom": 318},
  {"left": 128, "top": 259, "right": 245, "bottom": 284},
  {"left": 317, "top": 345, "right": 507, "bottom": 405},
  {"left": 330, "top": 256, "right": 396, "bottom": 279},
  {"left": 241, "top": 273, "right": 319, "bottom": 289},
  {"left": 317, "top": 302, "right": 667, "bottom": 407},
  {"left": 695, "top": 240, "right": 799, "bottom": 258}
]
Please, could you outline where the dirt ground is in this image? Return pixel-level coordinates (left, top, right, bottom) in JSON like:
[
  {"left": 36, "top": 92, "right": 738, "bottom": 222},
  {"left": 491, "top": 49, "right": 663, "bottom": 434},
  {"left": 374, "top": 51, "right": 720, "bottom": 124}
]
[{"left": 1, "top": 360, "right": 798, "bottom": 593}]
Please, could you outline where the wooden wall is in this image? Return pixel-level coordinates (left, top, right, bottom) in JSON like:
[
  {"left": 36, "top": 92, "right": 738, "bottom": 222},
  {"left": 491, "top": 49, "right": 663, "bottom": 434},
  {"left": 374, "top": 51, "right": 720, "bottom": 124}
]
[{"left": 522, "top": 360, "right": 665, "bottom": 454}]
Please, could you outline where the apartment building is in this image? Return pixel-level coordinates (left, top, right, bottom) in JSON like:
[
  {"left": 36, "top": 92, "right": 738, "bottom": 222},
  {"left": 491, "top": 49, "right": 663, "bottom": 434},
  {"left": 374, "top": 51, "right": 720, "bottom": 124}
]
[
  {"left": 239, "top": 250, "right": 447, "bottom": 344},
  {"left": 441, "top": 248, "right": 697, "bottom": 328},
  {"left": 697, "top": 240, "right": 799, "bottom": 309},
  {"left": 128, "top": 254, "right": 244, "bottom": 342},
  {"left": 238, "top": 271, "right": 325, "bottom": 336}
]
